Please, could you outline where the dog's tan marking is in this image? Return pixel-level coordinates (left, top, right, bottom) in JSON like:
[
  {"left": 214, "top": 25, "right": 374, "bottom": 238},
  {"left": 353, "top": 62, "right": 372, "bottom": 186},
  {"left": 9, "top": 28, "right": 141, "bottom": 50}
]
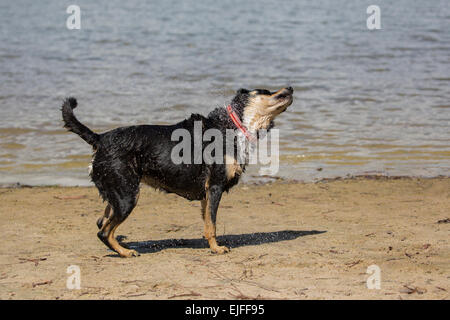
[
  {"left": 225, "top": 154, "right": 242, "bottom": 181},
  {"left": 205, "top": 172, "right": 210, "bottom": 190},
  {"left": 108, "top": 224, "right": 139, "bottom": 258},
  {"left": 100, "top": 216, "right": 139, "bottom": 258},
  {"left": 201, "top": 178, "right": 229, "bottom": 254},
  {"left": 201, "top": 198, "right": 229, "bottom": 254},
  {"left": 201, "top": 175, "right": 210, "bottom": 221},
  {"left": 243, "top": 88, "right": 293, "bottom": 132}
]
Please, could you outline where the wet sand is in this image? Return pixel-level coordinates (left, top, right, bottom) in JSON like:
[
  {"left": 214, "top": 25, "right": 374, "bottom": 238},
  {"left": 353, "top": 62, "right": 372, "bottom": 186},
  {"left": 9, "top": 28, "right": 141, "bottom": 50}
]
[{"left": 0, "top": 176, "right": 449, "bottom": 300}]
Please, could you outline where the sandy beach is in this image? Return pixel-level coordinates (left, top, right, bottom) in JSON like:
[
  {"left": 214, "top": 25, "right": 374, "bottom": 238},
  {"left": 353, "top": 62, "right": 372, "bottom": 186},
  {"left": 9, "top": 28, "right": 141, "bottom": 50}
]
[{"left": 0, "top": 176, "right": 448, "bottom": 300}]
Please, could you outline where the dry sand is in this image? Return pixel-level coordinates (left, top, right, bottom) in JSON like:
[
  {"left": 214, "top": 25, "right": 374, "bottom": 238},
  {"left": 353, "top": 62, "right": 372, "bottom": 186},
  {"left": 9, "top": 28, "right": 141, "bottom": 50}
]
[{"left": 0, "top": 176, "right": 449, "bottom": 300}]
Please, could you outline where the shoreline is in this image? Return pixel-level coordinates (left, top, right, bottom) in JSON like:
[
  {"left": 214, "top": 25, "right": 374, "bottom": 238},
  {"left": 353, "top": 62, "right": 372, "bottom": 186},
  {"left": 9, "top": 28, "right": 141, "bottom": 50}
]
[
  {"left": 1, "top": 173, "right": 449, "bottom": 189},
  {"left": 0, "top": 176, "right": 449, "bottom": 299}
]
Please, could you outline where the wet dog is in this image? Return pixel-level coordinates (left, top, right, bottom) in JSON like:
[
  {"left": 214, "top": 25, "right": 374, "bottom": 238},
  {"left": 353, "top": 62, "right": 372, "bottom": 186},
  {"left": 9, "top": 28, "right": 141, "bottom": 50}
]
[{"left": 61, "top": 87, "right": 293, "bottom": 257}]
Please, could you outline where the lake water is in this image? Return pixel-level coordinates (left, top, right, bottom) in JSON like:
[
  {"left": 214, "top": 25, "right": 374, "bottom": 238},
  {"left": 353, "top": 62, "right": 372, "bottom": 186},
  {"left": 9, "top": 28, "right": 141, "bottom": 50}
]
[{"left": 0, "top": 0, "right": 449, "bottom": 186}]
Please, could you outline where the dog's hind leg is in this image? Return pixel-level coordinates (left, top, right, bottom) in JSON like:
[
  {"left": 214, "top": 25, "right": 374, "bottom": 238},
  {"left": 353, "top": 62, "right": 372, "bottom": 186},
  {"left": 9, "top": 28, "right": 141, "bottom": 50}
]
[
  {"left": 94, "top": 166, "right": 141, "bottom": 258},
  {"left": 201, "top": 185, "right": 229, "bottom": 254},
  {"left": 97, "top": 193, "right": 140, "bottom": 257},
  {"left": 98, "top": 212, "right": 139, "bottom": 258},
  {"left": 97, "top": 190, "right": 140, "bottom": 230}
]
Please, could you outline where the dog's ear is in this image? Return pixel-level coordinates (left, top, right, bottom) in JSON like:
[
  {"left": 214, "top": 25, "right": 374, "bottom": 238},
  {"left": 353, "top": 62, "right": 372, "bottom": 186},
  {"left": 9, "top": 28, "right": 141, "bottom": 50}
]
[{"left": 236, "top": 88, "right": 249, "bottom": 95}]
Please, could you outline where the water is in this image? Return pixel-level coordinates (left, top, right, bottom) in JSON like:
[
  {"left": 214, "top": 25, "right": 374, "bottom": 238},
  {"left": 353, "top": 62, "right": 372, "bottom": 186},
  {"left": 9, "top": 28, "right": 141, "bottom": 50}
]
[{"left": 0, "top": 0, "right": 449, "bottom": 186}]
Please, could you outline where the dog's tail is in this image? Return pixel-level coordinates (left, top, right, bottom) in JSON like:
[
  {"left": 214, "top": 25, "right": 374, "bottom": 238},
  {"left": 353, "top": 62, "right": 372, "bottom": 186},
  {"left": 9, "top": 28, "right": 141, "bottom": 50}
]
[{"left": 61, "top": 97, "right": 99, "bottom": 147}]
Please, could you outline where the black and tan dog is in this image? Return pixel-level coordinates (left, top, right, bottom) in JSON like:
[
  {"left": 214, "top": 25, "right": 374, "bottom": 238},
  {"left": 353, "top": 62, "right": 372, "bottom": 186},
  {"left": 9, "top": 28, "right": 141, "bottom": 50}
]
[{"left": 62, "top": 87, "right": 293, "bottom": 257}]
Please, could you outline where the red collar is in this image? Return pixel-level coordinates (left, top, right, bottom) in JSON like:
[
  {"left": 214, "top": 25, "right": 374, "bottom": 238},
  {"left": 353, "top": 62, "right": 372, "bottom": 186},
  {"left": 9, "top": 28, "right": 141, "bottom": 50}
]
[{"left": 226, "top": 105, "right": 256, "bottom": 142}]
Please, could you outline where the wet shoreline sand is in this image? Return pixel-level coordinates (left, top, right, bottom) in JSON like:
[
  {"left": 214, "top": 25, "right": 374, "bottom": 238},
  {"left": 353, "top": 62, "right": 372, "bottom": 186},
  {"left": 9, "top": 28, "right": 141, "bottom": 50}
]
[{"left": 0, "top": 176, "right": 449, "bottom": 299}]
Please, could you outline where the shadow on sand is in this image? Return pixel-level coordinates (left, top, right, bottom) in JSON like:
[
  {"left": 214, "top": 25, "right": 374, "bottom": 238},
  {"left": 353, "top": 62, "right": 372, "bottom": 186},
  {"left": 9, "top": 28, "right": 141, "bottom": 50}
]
[{"left": 120, "top": 230, "right": 326, "bottom": 255}]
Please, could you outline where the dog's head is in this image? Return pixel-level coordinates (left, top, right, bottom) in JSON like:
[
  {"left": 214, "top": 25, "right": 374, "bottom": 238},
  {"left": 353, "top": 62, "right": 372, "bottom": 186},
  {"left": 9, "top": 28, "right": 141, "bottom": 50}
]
[{"left": 232, "top": 87, "right": 293, "bottom": 132}]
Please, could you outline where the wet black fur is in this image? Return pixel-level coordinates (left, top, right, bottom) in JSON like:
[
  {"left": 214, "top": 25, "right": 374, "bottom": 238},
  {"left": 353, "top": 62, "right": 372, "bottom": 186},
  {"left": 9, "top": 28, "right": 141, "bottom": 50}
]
[
  {"left": 61, "top": 89, "right": 284, "bottom": 253},
  {"left": 63, "top": 92, "right": 248, "bottom": 200}
]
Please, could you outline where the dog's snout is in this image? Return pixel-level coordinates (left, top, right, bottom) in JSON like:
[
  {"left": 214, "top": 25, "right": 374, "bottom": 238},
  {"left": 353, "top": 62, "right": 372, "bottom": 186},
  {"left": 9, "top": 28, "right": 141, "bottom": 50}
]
[{"left": 286, "top": 87, "right": 293, "bottom": 94}]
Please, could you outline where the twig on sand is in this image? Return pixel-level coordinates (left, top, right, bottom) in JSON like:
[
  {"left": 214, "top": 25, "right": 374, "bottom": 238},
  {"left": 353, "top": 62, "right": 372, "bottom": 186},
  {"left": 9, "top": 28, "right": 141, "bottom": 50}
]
[
  {"left": 345, "top": 259, "right": 363, "bottom": 268},
  {"left": 19, "top": 257, "right": 47, "bottom": 266},
  {"left": 228, "top": 284, "right": 272, "bottom": 300},
  {"left": 122, "top": 291, "right": 149, "bottom": 298},
  {"left": 210, "top": 270, "right": 279, "bottom": 293},
  {"left": 54, "top": 195, "right": 87, "bottom": 200},
  {"left": 400, "top": 285, "right": 427, "bottom": 295},
  {"left": 240, "top": 280, "right": 280, "bottom": 293},
  {"left": 32, "top": 280, "right": 53, "bottom": 288},
  {"left": 168, "top": 290, "right": 202, "bottom": 299},
  {"left": 229, "top": 291, "right": 258, "bottom": 300}
]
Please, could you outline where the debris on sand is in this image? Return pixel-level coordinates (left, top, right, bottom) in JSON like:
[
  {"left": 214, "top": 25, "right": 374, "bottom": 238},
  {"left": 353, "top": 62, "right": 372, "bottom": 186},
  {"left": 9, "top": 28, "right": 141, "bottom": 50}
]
[
  {"left": 399, "top": 285, "right": 427, "bottom": 295},
  {"left": 54, "top": 195, "right": 87, "bottom": 200},
  {"left": 32, "top": 280, "right": 53, "bottom": 288}
]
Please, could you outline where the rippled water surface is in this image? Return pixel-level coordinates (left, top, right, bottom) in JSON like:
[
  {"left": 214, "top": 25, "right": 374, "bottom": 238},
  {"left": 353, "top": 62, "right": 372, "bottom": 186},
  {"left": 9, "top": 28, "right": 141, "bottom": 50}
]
[{"left": 0, "top": 0, "right": 449, "bottom": 185}]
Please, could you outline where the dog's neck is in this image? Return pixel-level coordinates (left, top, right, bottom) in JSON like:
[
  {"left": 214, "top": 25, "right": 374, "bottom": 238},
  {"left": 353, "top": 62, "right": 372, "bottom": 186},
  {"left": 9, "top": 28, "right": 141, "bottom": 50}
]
[
  {"left": 226, "top": 105, "right": 256, "bottom": 142},
  {"left": 207, "top": 102, "right": 243, "bottom": 131},
  {"left": 207, "top": 104, "right": 256, "bottom": 164},
  {"left": 207, "top": 100, "right": 275, "bottom": 141}
]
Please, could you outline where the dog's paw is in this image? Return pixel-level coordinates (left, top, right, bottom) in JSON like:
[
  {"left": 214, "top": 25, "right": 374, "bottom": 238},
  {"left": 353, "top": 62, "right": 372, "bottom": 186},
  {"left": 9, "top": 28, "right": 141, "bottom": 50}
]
[
  {"left": 119, "top": 249, "right": 140, "bottom": 258},
  {"left": 211, "top": 245, "right": 230, "bottom": 254}
]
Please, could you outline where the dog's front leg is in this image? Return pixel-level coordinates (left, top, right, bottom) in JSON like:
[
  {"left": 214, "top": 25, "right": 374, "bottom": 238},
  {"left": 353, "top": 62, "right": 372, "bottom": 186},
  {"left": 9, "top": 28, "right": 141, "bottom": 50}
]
[{"left": 201, "top": 185, "right": 229, "bottom": 254}]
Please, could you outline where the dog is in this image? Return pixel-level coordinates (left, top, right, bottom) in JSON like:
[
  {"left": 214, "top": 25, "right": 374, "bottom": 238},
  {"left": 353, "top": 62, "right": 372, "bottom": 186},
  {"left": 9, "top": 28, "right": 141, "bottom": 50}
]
[{"left": 61, "top": 87, "right": 293, "bottom": 257}]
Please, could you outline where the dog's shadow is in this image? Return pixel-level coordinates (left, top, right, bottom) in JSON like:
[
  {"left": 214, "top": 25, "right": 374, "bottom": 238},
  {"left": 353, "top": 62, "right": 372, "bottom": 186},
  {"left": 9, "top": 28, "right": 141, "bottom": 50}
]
[{"left": 120, "top": 230, "right": 326, "bottom": 255}]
